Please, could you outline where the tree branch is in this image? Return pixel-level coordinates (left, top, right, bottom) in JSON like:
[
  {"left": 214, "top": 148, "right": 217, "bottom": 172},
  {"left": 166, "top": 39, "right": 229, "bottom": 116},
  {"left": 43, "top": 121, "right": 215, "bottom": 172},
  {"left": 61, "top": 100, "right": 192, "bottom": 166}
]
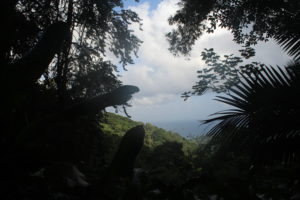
[{"left": 64, "top": 85, "right": 140, "bottom": 115}]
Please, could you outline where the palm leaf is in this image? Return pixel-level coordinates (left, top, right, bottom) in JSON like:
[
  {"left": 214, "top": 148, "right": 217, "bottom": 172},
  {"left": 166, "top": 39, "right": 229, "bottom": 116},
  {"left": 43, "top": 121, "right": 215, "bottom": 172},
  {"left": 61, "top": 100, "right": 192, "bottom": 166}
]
[
  {"left": 204, "top": 62, "right": 300, "bottom": 163},
  {"left": 275, "top": 33, "right": 300, "bottom": 61}
]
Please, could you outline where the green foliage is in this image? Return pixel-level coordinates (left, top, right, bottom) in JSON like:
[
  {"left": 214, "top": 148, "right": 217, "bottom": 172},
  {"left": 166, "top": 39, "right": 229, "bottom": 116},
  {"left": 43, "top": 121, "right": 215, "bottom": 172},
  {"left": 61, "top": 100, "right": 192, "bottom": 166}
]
[
  {"left": 4, "top": 0, "right": 142, "bottom": 101},
  {"left": 203, "top": 62, "right": 300, "bottom": 163},
  {"left": 0, "top": 1, "right": 143, "bottom": 199},
  {"left": 98, "top": 113, "right": 200, "bottom": 199},
  {"left": 169, "top": 0, "right": 300, "bottom": 99},
  {"left": 100, "top": 112, "right": 197, "bottom": 155},
  {"left": 164, "top": 1, "right": 300, "bottom": 198},
  {"left": 188, "top": 138, "right": 300, "bottom": 200},
  {"left": 167, "top": 0, "right": 300, "bottom": 57},
  {"left": 182, "top": 48, "right": 266, "bottom": 99},
  {"left": 2, "top": 1, "right": 300, "bottom": 199}
]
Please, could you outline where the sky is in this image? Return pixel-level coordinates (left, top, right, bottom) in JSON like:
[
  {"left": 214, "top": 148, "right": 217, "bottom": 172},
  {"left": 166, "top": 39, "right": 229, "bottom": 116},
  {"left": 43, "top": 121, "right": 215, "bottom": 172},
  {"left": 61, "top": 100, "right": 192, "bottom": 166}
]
[{"left": 108, "top": 0, "right": 292, "bottom": 124}]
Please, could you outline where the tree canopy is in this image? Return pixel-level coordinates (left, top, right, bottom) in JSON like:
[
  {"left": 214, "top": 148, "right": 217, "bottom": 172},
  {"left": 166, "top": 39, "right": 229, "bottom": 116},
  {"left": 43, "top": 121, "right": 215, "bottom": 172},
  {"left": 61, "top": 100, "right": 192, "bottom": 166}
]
[
  {"left": 167, "top": 0, "right": 300, "bottom": 59},
  {"left": 181, "top": 48, "right": 265, "bottom": 99},
  {"left": 203, "top": 62, "right": 300, "bottom": 163},
  {"left": 168, "top": 0, "right": 300, "bottom": 98},
  {"left": 0, "top": 1, "right": 143, "bottom": 196},
  {"left": 169, "top": 0, "right": 300, "bottom": 165},
  {"left": 1, "top": 0, "right": 142, "bottom": 101},
  {"left": 1, "top": 1, "right": 300, "bottom": 199}
]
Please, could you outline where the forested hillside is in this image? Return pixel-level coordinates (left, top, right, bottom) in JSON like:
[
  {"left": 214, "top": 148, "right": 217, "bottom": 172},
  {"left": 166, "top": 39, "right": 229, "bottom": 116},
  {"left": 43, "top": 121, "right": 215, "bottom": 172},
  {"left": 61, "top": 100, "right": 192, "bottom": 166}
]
[
  {"left": 99, "top": 112, "right": 198, "bottom": 167},
  {"left": 98, "top": 113, "right": 300, "bottom": 200},
  {"left": 101, "top": 112, "right": 197, "bottom": 152}
]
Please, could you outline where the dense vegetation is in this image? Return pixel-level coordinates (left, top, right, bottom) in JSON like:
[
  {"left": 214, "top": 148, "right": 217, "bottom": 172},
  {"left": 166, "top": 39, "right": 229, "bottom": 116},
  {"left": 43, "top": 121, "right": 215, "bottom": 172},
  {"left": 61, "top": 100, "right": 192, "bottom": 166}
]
[
  {"left": 166, "top": 0, "right": 300, "bottom": 199},
  {"left": 98, "top": 113, "right": 200, "bottom": 198},
  {"left": 169, "top": 0, "right": 300, "bottom": 165},
  {"left": 101, "top": 112, "right": 197, "bottom": 154},
  {"left": 100, "top": 113, "right": 300, "bottom": 200},
  {"left": 1, "top": 0, "right": 300, "bottom": 199},
  {"left": 0, "top": 0, "right": 143, "bottom": 199}
]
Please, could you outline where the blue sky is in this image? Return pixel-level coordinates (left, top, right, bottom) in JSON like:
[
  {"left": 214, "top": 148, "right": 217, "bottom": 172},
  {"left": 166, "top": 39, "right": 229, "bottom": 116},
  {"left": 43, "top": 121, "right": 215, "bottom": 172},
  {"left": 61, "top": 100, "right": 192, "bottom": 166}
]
[
  {"left": 123, "top": 0, "right": 163, "bottom": 10},
  {"left": 108, "top": 0, "right": 292, "bottom": 124}
]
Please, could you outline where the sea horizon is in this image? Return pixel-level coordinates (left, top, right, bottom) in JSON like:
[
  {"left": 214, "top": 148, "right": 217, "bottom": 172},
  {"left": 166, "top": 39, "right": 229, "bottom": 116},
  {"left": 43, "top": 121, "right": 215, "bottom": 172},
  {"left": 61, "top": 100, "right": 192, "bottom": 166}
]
[{"left": 149, "top": 119, "right": 217, "bottom": 138}]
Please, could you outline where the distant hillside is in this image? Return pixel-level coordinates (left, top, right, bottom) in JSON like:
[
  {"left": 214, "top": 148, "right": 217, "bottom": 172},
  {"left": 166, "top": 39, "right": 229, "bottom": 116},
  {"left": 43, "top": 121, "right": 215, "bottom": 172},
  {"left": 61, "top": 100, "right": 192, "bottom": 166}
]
[{"left": 100, "top": 112, "right": 197, "bottom": 155}]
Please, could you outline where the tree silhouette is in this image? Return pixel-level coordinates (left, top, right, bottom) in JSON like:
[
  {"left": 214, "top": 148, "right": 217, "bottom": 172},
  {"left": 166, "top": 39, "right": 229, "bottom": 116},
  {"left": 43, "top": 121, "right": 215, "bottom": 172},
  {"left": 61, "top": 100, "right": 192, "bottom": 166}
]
[
  {"left": 167, "top": 0, "right": 300, "bottom": 60},
  {"left": 0, "top": 1, "right": 143, "bottom": 199},
  {"left": 168, "top": 0, "right": 300, "bottom": 164},
  {"left": 204, "top": 62, "right": 300, "bottom": 163},
  {"left": 1, "top": 0, "right": 142, "bottom": 101},
  {"left": 169, "top": 0, "right": 300, "bottom": 98},
  {"left": 181, "top": 48, "right": 266, "bottom": 99}
]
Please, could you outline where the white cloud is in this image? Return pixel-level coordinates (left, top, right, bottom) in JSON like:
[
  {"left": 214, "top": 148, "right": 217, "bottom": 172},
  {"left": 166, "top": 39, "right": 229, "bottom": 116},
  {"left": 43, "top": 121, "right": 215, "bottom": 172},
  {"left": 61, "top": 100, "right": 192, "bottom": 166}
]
[
  {"left": 118, "top": 0, "right": 292, "bottom": 122},
  {"left": 122, "top": 0, "right": 202, "bottom": 105}
]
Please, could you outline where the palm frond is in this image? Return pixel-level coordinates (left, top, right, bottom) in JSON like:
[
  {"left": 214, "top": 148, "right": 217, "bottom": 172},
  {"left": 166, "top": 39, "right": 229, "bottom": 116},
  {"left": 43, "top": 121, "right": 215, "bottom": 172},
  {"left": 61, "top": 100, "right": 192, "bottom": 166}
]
[
  {"left": 204, "top": 62, "right": 300, "bottom": 163},
  {"left": 276, "top": 33, "right": 300, "bottom": 61}
]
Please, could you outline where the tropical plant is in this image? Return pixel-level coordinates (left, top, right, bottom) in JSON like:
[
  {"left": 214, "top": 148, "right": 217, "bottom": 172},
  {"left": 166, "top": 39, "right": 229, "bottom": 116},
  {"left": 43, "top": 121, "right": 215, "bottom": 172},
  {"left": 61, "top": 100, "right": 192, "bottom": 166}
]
[
  {"left": 275, "top": 31, "right": 300, "bottom": 61},
  {"left": 169, "top": 0, "right": 300, "bottom": 164},
  {"left": 169, "top": 0, "right": 300, "bottom": 99},
  {"left": 204, "top": 62, "right": 300, "bottom": 163}
]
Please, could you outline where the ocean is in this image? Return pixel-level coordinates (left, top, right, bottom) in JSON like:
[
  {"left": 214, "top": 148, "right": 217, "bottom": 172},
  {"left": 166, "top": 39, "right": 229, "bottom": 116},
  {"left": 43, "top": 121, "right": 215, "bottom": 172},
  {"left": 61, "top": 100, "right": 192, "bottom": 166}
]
[{"left": 150, "top": 120, "right": 217, "bottom": 138}]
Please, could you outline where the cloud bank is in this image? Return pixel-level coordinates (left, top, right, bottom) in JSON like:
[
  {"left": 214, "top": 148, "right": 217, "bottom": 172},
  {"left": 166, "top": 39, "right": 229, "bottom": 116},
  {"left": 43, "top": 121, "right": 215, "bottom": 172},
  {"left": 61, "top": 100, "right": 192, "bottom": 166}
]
[{"left": 116, "top": 0, "right": 291, "bottom": 122}]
